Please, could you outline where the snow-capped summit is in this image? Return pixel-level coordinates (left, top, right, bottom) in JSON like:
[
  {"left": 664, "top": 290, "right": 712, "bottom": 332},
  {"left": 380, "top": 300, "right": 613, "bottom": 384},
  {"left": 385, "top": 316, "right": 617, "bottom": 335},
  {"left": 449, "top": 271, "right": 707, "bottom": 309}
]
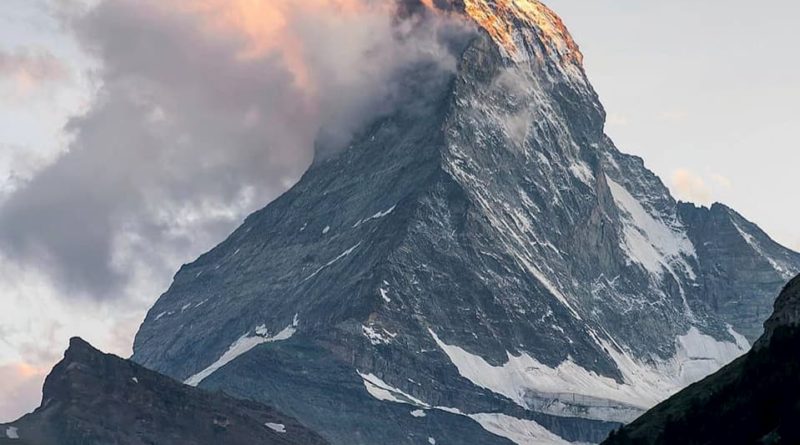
[{"left": 132, "top": 2, "right": 800, "bottom": 444}]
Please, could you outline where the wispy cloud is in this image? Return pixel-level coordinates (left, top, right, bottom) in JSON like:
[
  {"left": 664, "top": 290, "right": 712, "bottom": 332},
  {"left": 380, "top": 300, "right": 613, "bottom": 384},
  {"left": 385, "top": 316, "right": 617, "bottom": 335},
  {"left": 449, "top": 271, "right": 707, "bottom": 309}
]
[
  {"left": 670, "top": 169, "right": 736, "bottom": 206},
  {"left": 0, "top": 47, "right": 69, "bottom": 96},
  {"left": 671, "top": 168, "right": 712, "bottom": 204},
  {"left": 710, "top": 173, "right": 732, "bottom": 189},
  {"left": 0, "top": 0, "right": 468, "bottom": 300}
]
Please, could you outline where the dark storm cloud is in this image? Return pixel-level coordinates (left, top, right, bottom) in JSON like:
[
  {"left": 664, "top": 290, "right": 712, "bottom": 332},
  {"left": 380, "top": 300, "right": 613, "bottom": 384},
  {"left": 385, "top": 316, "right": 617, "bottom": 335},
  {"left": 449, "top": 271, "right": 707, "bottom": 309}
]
[{"left": 0, "top": 0, "right": 470, "bottom": 300}]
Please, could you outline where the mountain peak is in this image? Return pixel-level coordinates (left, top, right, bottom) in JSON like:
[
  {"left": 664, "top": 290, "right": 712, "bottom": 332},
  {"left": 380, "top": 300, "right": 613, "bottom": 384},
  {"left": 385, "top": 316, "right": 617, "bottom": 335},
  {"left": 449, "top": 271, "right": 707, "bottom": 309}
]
[
  {"left": 459, "top": 0, "right": 583, "bottom": 64},
  {"left": 416, "top": 0, "right": 583, "bottom": 65}
]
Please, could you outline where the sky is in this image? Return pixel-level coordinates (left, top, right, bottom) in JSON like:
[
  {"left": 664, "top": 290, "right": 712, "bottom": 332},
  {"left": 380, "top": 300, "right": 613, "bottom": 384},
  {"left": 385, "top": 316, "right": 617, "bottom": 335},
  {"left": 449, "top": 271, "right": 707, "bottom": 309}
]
[
  {"left": 0, "top": 0, "right": 798, "bottom": 422},
  {"left": 548, "top": 0, "right": 800, "bottom": 252}
]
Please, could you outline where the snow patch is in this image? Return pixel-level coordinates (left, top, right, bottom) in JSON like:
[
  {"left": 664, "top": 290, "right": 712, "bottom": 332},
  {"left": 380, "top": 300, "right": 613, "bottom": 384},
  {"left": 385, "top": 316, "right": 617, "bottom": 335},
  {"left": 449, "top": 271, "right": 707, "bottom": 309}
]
[
  {"left": 732, "top": 220, "right": 796, "bottom": 280},
  {"left": 358, "top": 372, "right": 429, "bottom": 407},
  {"left": 185, "top": 323, "right": 297, "bottom": 386},
  {"left": 265, "top": 423, "right": 286, "bottom": 433},
  {"left": 304, "top": 243, "right": 361, "bottom": 281},
  {"left": 379, "top": 288, "right": 391, "bottom": 303},
  {"left": 568, "top": 162, "right": 594, "bottom": 186},
  {"left": 469, "top": 413, "right": 570, "bottom": 445},
  {"left": 435, "top": 406, "right": 465, "bottom": 415},
  {"left": 353, "top": 205, "right": 396, "bottom": 228},
  {"left": 607, "top": 177, "right": 696, "bottom": 281},
  {"left": 727, "top": 324, "right": 751, "bottom": 350},
  {"left": 356, "top": 373, "right": 572, "bottom": 445},
  {"left": 674, "top": 327, "right": 750, "bottom": 385},
  {"left": 429, "top": 327, "right": 747, "bottom": 422},
  {"left": 5, "top": 427, "right": 18, "bottom": 439},
  {"left": 518, "top": 257, "right": 581, "bottom": 320},
  {"left": 362, "top": 325, "right": 397, "bottom": 346},
  {"left": 357, "top": 378, "right": 572, "bottom": 445}
]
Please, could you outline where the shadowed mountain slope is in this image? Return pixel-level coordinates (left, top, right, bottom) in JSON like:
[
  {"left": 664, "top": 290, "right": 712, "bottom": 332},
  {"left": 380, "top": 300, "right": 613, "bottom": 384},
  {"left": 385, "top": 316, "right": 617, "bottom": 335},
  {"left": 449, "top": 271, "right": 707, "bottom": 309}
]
[{"left": 0, "top": 338, "right": 329, "bottom": 445}]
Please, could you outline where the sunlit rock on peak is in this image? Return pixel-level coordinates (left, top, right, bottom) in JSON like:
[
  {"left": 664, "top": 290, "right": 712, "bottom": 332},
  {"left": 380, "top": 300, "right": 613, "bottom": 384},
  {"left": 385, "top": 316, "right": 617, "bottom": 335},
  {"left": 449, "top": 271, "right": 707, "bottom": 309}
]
[{"left": 422, "top": 0, "right": 583, "bottom": 65}]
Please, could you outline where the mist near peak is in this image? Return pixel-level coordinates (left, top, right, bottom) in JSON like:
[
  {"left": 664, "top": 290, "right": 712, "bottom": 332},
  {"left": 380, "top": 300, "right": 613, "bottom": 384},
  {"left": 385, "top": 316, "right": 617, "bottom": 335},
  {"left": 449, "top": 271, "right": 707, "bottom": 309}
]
[{"left": 0, "top": 0, "right": 473, "bottom": 303}]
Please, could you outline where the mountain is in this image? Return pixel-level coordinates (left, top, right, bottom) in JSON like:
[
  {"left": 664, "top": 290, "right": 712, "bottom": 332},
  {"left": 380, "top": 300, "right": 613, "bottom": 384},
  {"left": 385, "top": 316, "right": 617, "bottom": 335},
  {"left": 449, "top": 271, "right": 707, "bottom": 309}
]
[
  {"left": 131, "top": 1, "right": 800, "bottom": 444},
  {"left": 0, "top": 338, "right": 328, "bottom": 445},
  {"left": 601, "top": 275, "right": 800, "bottom": 445}
]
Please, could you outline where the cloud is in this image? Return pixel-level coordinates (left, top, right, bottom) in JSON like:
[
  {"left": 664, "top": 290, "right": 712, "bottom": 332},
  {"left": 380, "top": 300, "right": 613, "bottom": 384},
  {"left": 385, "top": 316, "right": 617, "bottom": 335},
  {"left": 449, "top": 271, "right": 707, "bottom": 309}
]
[
  {"left": 710, "top": 173, "right": 732, "bottom": 189},
  {"left": 671, "top": 168, "right": 712, "bottom": 204},
  {"left": 0, "top": 47, "right": 69, "bottom": 96},
  {"left": 0, "top": 247, "right": 160, "bottom": 422},
  {"left": 0, "top": 144, "right": 54, "bottom": 197},
  {"left": 0, "top": 363, "right": 48, "bottom": 422},
  {"left": 670, "top": 169, "right": 737, "bottom": 206},
  {"left": 0, "top": 1, "right": 469, "bottom": 299}
]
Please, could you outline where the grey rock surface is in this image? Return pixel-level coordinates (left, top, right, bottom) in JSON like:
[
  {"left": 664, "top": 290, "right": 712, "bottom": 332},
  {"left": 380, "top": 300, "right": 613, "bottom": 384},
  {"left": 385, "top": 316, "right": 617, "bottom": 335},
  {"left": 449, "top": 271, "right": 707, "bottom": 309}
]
[{"left": 679, "top": 203, "right": 800, "bottom": 341}]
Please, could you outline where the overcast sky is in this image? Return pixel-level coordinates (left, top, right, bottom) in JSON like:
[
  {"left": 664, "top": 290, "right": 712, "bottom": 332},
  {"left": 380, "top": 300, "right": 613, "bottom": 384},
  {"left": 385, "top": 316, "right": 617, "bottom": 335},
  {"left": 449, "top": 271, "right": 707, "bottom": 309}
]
[
  {"left": 0, "top": 0, "right": 797, "bottom": 422},
  {"left": 548, "top": 0, "right": 800, "bottom": 252}
]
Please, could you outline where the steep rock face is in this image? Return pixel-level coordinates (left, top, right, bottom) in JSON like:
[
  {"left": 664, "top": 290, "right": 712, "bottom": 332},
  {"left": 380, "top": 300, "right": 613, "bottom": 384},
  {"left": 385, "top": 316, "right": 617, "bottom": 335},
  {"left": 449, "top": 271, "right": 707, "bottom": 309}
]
[
  {"left": 679, "top": 203, "right": 800, "bottom": 341},
  {"left": 0, "top": 338, "right": 328, "bottom": 445},
  {"left": 132, "top": 2, "right": 800, "bottom": 444},
  {"left": 601, "top": 275, "right": 800, "bottom": 445}
]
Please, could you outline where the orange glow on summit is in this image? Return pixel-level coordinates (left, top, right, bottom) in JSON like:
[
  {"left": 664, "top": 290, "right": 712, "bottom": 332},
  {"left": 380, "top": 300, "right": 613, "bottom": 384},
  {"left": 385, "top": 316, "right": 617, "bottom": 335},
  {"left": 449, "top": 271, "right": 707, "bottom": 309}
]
[{"left": 461, "top": 0, "right": 584, "bottom": 64}]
